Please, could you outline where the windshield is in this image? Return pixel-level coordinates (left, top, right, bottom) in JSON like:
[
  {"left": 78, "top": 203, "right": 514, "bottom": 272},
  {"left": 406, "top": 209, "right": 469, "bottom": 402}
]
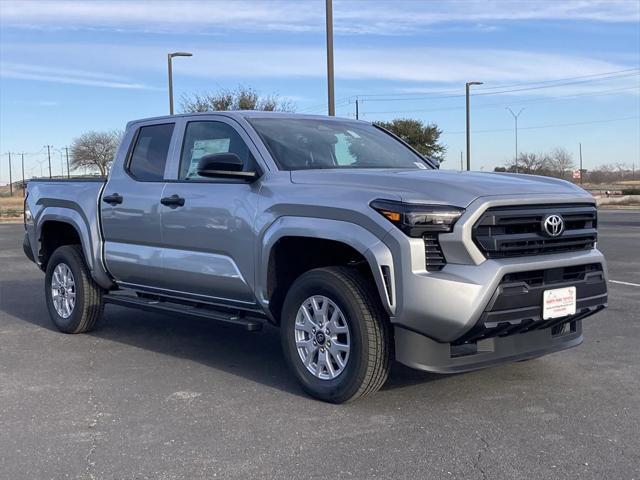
[{"left": 247, "top": 117, "right": 434, "bottom": 171}]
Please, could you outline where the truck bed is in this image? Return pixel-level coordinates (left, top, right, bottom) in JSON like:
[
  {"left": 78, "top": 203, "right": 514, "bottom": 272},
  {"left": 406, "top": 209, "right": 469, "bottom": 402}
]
[
  {"left": 25, "top": 178, "right": 107, "bottom": 283},
  {"left": 27, "top": 178, "right": 106, "bottom": 218}
]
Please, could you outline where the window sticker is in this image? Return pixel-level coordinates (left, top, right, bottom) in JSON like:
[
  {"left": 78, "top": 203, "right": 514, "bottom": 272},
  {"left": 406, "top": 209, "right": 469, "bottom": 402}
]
[
  {"left": 187, "top": 138, "right": 230, "bottom": 177},
  {"left": 414, "top": 162, "right": 428, "bottom": 170}
]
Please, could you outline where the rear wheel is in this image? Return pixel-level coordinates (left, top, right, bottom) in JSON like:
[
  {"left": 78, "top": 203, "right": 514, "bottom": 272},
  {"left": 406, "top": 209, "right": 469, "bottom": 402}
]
[
  {"left": 281, "top": 267, "right": 391, "bottom": 403},
  {"left": 45, "top": 245, "right": 104, "bottom": 333}
]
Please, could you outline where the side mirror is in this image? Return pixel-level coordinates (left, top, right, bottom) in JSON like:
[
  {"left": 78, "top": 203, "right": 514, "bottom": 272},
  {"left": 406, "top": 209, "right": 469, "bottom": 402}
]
[{"left": 196, "top": 153, "right": 258, "bottom": 181}]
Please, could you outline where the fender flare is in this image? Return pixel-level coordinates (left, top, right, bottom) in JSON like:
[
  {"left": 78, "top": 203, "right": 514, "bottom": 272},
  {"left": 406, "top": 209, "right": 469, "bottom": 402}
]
[
  {"left": 256, "top": 216, "right": 396, "bottom": 317},
  {"left": 35, "top": 206, "right": 113, "bottom": 289}
]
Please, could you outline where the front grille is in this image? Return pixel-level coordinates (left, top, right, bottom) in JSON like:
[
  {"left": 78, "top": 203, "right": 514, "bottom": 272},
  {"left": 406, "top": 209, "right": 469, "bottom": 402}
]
[
  {"left": 424, "top": 233, "right": 446, "bottom": 271},
  {"left": 473, "top": 203, "right": 597, "bottom": 258},
  {"left": 453, "top": 263, "right": 607, "bottom": 345},
  {"left": 501, "top": 263, "right": 602, "bottom": 288}
]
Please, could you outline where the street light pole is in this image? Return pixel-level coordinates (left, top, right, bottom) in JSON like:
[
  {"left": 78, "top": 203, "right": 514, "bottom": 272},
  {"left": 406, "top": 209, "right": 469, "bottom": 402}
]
[
  {"left": 506, "top": 107, "right": 525, "bottom": 173},
  {"left": 325, "top": 0, "right": 335, "bottom": 116},
  {"left": 21, "top": 153, "right": 25, "bottom": 196},
  {"left": 579, "top": 142, "right": 583, "bottom": 185},
  {"left": 58, "top": 149, "right": 64, "bottom": 176},
  {"left": 167, "top": 52, "right": 193, "bottom": 115},
  {"left": 45, "top": 145, "right": 52, "bottom": 178},
  {"left": 8, "top": 152, "right": 13, "bottom": 196},
  {"left": 65, "top": 146, "right": 70, "bottom": 178},
  {"left": 465, "top": 81, "right": 483, "bottom": 171}
]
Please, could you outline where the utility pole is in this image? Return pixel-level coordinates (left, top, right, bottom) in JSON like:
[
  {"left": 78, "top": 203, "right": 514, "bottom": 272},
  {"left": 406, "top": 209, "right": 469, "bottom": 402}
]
[
  {"left": 465, "top": 81, "right": 483, "bottom": 170},
  {"left": 65, "top": 147, "right": 71, "bottom": 178},
  {"left": 167, "top": 52, "right": 193, "bottom": 115},
  {"left": 45, "top": 145, "right": 53, "bottom": 178},
  {"left": 325, "top": 0, "right": 335, "bottom": 116},
  {"left": 579, "top": 142, "right": 583, "bottom": 185},
  {"left": 460, "top": 151, "right": 463, "bottom": 171},
  {"left": 506, "top": 107, "right": 524, "bottom": 173},
  {"left": 21, "top": 153, "right": 25, "bottom": 196},
  {"left": 8, "top": 152, "right": 13, "bottom": 196},
  {"left": 355, "top": 98, "right": 359, "bottom": 120}
]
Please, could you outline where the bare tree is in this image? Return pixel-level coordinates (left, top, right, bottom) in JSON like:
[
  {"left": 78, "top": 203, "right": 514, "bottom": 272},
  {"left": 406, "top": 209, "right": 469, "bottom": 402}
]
[
  {"left": 499, "top": 153, "right": 638, "bottom": 184},
  {"left": 614, "top": 163, "right": 630, "bottom": 181},
  {"left": 180, "top": 85, "right": 295, "bottom": 113},
  {"left": 504, "top": 152, "right": 551, "bottom": 174},
  {"left": 588, "top": 164, "right": 614, "bottom": 184},
  {"left": 549, "top": 148, "right": 575, "bottom": 179},
  {"left": 70, "top": 131, "right": 122, "bottom": 176}
]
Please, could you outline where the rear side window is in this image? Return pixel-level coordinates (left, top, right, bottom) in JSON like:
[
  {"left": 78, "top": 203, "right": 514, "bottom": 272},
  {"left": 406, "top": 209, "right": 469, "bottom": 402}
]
[{"left": 128, "top": 123, "right": 175, "bottom": 181}]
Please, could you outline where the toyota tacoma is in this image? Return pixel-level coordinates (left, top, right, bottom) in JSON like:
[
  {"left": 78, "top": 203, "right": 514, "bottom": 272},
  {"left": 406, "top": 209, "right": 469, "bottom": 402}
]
[{"left": 23, "top": 112, "right": 608, "bottom": 403}]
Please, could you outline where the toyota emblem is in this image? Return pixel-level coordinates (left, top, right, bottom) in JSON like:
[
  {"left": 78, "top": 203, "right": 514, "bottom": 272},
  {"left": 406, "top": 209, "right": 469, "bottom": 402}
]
[{"left": 542, "top": 214, "right": 564, "bottom": 237}]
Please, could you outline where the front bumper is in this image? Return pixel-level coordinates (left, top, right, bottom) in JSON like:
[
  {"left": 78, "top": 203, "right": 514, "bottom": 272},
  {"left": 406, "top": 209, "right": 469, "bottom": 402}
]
[
  {"left": 394, "top": 319, "right": 587, "bottom": 374},
  {"left": 392, "top": 247, "right": 607, "bottom": 343},
  {"left": 383, "top": 194, "right": 608, "bottom": 372}
]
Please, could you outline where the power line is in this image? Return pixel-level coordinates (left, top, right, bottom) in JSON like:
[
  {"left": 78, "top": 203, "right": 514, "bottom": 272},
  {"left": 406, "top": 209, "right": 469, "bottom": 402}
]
[
  {"left": 1, "top": 147, "right": 48, "bottom": 158},
  {"left": 356, "top": 68, "right": 640, "bottom": 99},
  {"left": 441, "top": 115, "right": 640, "bottom": 135},
  {"left": 470, "top": 67, "right": 640, "bottom": 91},
  {"left": 361, "top": 85, "right": 640, "bottom": 116},
  {"left": 290, "top": 69, "right": 640, "bottom": 114},
  {"left": 474, "top": 71, "right": 640, "bottom": 97},
  {"left": 357, "top": 71, "right": 640, "bottom": 103},
  {"left": 297, "top": 96, "right": 353, "bottom": 113}
]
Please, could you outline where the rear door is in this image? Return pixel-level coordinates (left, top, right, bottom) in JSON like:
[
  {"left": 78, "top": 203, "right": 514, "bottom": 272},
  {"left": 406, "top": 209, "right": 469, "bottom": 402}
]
[
  {"left": 101, "top": 121, "right": 176, "bottom": 289},
  {"left": 158, "top": 117, "right": 261, "bottom": 307}
]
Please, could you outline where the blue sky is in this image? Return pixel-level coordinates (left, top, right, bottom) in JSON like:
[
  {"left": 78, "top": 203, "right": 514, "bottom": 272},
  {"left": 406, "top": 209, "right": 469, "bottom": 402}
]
[{"left": 1, "top": 0, "right": 639, "bottom": 182}]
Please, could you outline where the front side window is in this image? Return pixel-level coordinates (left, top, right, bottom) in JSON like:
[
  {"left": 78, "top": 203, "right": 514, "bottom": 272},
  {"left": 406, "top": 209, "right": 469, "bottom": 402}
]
[
  {"left": 179, "top": 121, "right": 256, "bottom": 180},
  {"left": 247, "top": 118, "right": 433, "bottom": 171},
  {"left": 128, "top": 123, "right": 175, "bottom": 181}
]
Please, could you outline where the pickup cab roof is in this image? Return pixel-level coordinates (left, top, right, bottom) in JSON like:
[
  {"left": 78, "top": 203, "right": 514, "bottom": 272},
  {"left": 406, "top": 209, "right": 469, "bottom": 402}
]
[{"left": 125, "top": 111, "right": 364, "bottom": 129}]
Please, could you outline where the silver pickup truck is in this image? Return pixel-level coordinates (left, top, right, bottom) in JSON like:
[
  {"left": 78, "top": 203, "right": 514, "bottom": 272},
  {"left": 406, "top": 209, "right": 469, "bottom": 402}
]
[{"left": 23, "top": 111, "right": 608, "bottom": 403}]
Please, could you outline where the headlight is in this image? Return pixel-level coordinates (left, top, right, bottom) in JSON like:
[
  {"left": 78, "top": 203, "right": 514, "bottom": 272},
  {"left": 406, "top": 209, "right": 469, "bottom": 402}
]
[{"left": 370, "top": 199, "right": 464, "bottom": 237}]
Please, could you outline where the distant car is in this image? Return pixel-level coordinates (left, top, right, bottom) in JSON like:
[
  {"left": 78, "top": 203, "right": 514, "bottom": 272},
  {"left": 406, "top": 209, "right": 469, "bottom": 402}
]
[{"left": 24, "top": 112, "right": 607, "bottom": 402}]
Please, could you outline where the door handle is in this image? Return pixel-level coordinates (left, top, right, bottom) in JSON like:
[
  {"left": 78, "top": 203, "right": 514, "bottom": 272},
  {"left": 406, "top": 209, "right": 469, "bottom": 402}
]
[
  {"left": 103, "top": 193, "right": 123, "bottom": 205},
  {"left": 160, "top": 194, "right": 185, "bottom": 207}
]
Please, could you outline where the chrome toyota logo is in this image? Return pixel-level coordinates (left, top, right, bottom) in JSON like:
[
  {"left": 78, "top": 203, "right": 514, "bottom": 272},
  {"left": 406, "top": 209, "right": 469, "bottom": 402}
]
[{"left": 542, "top": 214, "right": 564, "bottom": 237}]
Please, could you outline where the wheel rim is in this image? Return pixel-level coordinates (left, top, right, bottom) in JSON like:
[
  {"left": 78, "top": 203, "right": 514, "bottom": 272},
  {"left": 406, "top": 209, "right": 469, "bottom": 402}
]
[
  {"left": 51, "top": 263, "right": 76, "bottom": 319},
  {"left": 294, "top": 295, "right": 351, "bottom": 380}
]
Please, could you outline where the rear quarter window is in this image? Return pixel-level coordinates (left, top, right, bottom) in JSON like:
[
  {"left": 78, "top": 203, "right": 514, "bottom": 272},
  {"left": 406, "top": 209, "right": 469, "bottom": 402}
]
[{"left": 128, "top": 123, "right": 175, "bottom": 181}]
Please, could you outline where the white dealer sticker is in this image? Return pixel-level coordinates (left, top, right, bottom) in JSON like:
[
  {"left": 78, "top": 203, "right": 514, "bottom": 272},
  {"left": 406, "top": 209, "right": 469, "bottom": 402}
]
[{"left": 543, "top": 286, "right": 576, "bottom": 320}]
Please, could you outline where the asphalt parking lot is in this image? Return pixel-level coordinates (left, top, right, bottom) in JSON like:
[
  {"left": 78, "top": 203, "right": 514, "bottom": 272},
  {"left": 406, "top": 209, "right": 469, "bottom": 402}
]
[{"left": 1, "top": 210, "right": 638, "bottom": 480}]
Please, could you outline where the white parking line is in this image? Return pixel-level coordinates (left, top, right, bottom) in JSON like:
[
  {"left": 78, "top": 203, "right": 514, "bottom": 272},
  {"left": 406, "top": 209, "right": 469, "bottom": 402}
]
[{"left": 609, "top": 280, "right": 640, "bottom": 287}]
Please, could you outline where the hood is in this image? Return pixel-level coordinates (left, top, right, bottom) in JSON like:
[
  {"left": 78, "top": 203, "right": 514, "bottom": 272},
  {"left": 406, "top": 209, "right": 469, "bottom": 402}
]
[{"left": 290, "top": 169, "right": 587, "bottom": 207}]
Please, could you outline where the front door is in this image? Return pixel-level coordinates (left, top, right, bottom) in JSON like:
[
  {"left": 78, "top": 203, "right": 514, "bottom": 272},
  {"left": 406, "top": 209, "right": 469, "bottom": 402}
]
[
  {"left": 101, "top": 122, "right": 176, "bottom": 290},
  {"left": 159, "top": 119, "right": 260, "bottom": 307}
]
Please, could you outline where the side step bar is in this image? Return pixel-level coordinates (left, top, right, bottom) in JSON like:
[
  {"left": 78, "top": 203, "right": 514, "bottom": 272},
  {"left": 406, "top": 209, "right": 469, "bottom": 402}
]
[{"left": 104, "top": 294, "right": 263, "bottom": 331}]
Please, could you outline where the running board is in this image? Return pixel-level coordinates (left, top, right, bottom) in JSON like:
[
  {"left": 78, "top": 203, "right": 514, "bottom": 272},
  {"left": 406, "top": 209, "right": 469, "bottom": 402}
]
[{"left": 104, "top": 294, "right": 263, "bottom": 331}]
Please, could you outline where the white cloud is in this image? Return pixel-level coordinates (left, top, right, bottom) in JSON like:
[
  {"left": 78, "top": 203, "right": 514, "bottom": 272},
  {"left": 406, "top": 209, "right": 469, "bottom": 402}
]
[
  {"left": 0, "top": 62, "right": 158, "bottom": 89},
  {"left": 25, "top": 43, "right": 633, "bottom": 81},
  {"left": 12, "top": 99, "right": 60, "bottom": 107},
  {"left": 1, "top": 0, "right": 638, "bottom": 36},
  {"left": 1, "top": 42, "right": 637, "bottom": 95}
]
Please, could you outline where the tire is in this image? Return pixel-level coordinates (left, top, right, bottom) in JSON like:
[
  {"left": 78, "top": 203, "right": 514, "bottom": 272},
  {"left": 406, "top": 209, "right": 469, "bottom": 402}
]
[
  {"left": 280, "top": 267, "right": 391, "bottom": 403},
  {"left": 45, "top": 245, "right": 104, "bottom": 334}
]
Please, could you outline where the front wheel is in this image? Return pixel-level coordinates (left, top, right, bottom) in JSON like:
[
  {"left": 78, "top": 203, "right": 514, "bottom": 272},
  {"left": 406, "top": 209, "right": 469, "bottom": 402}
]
[
  {"left": 45, "top": 245, "right": 104, "bottom": 333},
  {"left": 280, "top": 267, "right": 391, "bottom": 403}
]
